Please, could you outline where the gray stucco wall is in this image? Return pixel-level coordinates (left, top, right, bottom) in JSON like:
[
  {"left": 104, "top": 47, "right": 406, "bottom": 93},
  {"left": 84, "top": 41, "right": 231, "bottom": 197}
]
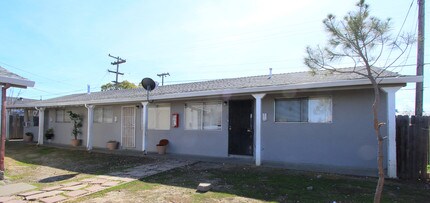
[
  {"left": 146, "top": 100, "right": 229, "bottom": 157},
  {"left": 260, "top": 89, "right": 387, "bottom": 172},
  {"left": 24, "top": 87, "right": 390, "bottom": 175},
  {"left": 46, "top": 107, "right": 88, "bottom": 146},
  {"left": 91, "top": 106, "right": 122, "bottom": 149}
]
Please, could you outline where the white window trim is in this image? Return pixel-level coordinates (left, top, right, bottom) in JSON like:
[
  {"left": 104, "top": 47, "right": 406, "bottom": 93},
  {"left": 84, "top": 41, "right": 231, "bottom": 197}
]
[
  {"left": 184, "top": 101, "right": 223, "bottom": 131},
  {"left": 274, "top": 96, "right": 333, "bottom": 124}
]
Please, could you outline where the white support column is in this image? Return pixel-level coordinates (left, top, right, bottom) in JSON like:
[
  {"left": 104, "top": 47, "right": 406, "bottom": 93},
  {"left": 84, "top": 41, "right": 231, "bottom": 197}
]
[
  {"left": 382, "top": 87, "right": 401, "bottom": 178},
  {"left": 141, "top": 102, "right": 149, "bottom": 154},
  {"left": 85, "top": 105, "right": 95, "bottom": 151},
  {"left": 36, "top": 107, "right": 45, "bottom": 145},
  {"left": 252, "top": 93, "right": 266, "bottom": 166}
]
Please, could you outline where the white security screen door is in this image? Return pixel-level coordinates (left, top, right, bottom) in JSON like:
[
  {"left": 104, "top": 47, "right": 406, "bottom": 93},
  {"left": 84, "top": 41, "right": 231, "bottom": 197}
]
[{"left": 121, "top": 106, "right": 136, "bottom": 148}]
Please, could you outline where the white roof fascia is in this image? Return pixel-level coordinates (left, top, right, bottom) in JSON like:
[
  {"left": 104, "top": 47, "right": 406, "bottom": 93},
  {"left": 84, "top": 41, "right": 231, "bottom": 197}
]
[
  {"left": 151, "top": 76, "right": 422, "bottom": 101},
  {"left": 32, "top": 76, "right": 423, "bottom": 107},
  {"left": 0, "top": 76, "right": 35, "bottom": 88}
]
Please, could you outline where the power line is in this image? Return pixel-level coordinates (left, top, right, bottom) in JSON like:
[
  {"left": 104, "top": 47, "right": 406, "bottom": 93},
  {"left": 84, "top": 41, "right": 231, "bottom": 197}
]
[
  {"left": 0, "top": 61, "right": 76, "bottom": 87},
  {"left": 383, "top": 0, "right": 415, "bottom": 68}
]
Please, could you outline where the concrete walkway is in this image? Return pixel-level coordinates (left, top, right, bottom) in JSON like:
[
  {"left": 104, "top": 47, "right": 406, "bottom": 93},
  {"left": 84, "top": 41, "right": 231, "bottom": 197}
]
[{"left": 0, "top": 159, "right": 195, "bottom": 203}]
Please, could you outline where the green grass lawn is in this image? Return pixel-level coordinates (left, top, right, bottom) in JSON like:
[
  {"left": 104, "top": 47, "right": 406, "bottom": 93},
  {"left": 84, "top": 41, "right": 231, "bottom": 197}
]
[
  {"left": 5, "top": 141, "right": 430, "bottom": 203},
  {"left": 76, "top": 162, "right": 430, "bottom": 203}
]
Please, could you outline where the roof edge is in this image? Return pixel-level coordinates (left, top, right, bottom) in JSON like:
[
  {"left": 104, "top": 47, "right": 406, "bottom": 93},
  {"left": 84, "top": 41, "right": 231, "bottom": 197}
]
[
  {"left": 0, "top": 75, "right": 35, "bottom": 88},
  {"left": 12, "top": 75, "right": 420, "bottom": 108}
]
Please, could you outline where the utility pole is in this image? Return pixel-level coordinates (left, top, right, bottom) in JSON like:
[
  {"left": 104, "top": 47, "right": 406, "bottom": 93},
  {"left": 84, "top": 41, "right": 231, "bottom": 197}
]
[
  {"left": 108, "top": 54, "right": 125, "bottom": 89},
  {"left": 157, "top": 72, "right": 170, "bottom": 86},
  {"left": 416, "top": 0, "right": 425, "bottom": 116}
]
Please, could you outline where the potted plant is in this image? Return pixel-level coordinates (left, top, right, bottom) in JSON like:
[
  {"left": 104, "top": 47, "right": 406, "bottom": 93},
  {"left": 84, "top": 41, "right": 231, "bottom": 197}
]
[
  {"left": 156, "top": 139, "right": 169, "bottom": 155},
  {"left": 107, "top": 140, "right": 119, "bottom": 150},
  {"left": 45, "top": 128, "right": 54, "bottom": 142},
  {"left": 24, "top": 132, "right": 33, "bottom": 142},
  {"left": 67, "top": 111, "right": 83, "bottom": 147}
]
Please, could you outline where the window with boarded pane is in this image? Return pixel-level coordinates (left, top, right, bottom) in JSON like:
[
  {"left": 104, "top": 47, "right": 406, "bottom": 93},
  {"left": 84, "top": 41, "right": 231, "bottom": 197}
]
[
  {"left": 148, "top": 104, "right": 170, "bottom": 130},
  {"left": 275, "top": 97, "right": 332, "bottom": 123},
  {"left": 185, "top": 102, "right": 222, "bottom": 130}
]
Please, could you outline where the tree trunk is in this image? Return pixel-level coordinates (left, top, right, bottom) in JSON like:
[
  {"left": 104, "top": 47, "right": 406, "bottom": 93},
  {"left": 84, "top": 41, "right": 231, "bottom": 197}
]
[{"left": 371, "top": 80, "right": 384, "bottom": 203}]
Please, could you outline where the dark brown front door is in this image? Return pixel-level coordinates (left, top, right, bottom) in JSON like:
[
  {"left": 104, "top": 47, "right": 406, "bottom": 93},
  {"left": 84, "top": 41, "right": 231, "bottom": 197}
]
[{"left": 228, "top": 100, "right": 254, "bottom": 156}]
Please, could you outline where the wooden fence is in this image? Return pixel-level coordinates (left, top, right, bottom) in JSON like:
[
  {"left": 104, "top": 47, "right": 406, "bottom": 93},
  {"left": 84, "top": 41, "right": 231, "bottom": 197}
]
[{"left": 396, "top": 115, "right": 429, "bottom": 180}]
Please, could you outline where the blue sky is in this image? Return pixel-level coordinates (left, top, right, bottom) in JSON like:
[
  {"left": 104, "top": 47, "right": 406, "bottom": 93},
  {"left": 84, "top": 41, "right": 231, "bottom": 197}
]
[{"left": 0, "top": 0, "right": 428, "bottom": 114}]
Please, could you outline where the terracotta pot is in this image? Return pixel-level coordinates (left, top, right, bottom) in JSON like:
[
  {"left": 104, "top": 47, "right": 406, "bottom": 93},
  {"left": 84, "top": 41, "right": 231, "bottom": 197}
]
[
  {"left": 71, "top": 139, "right": 82, "bottom": 147},
  {"left": 157, "top": 145, "right": 167, "bottom": 155},
  {"left": 107, "top": 141, "right": 118, "bottom": 150},
  {"left": 23, "top": 135, "right": 33, "bottom": 142}
]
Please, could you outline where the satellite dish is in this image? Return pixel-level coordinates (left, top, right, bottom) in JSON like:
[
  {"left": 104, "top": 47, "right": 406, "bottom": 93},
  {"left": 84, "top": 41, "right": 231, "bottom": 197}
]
[{"left": 141, "top": 78, "right": 156, "bottom": 91}]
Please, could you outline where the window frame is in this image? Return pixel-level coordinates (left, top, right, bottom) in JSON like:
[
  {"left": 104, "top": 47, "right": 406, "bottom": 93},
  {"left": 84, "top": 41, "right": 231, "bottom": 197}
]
[
  {"left": 274, "top": 96, "right": 333, "bottom": 123},
  {"left": 55, "top": 109, "right": 71, "bottom": 123},
  {"left": 93, "top": 106, "right": 114, "bottom": 124},
  {"left": 184, "top": 101, "right": 223, "bottom": 131},
  {"left": 148, "top": 103, "right": 171, "bottom": 130}
]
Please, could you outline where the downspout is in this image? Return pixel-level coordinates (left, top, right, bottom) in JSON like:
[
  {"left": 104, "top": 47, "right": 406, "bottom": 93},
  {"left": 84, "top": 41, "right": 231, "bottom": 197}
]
[
  {"left": 141, "top": 102, "right": 149, "bottom": 154},
  {"left": 35, "top": 107, "right": 45, "bottom": 146},
  {"left": 85, "top": 104, "right": 95, "bottom": 151}
]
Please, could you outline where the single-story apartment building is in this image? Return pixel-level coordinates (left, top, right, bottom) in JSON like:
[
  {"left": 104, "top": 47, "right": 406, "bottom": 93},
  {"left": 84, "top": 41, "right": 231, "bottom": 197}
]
[{"left": 8, "top": 68, "right": 422, "bottom": 178}]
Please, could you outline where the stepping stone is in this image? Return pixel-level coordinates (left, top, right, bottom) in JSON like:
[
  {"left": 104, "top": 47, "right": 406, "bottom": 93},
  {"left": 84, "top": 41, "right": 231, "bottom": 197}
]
[
  {"left": 0, "top": 196, "right": 14, "bottom": 202},
  {"left": 64, "top": 190, "right": 88, "bottom": 197},
  {"left": 90, "top": 179, "right": 108, "bottom": 184},
  {"left": 61, "top": 184, "right": 88, "bottom": 191},
  {"left": 25, "top": 190, "right": 63, "bottom": 201},
  {"left": 80, "top": 178, "right": 97, "bottom": 183},
  {"left": 84, "top": 185, "right": 105, "bottom": 193},
  {"left": 196, "top": 183, "right": 212, "bottom": 192},
  {"left": 4, "top": 199, "right": 27, "bottom": 203},
  {"left": 61, "top": 182, "right": 82, "bottom": 187},
  {"left": 39, "top": 195, "right": 67, "bottom": 203},
  {"left": 101, "top": 181, "right": 120, "bottom": 187},
  {"left": 96, "top": 175, "right": 112, "bottom": 180},
  {"left": 17, "top": 190, "right": 43, "bottom": 197},
  {"left": 42, "top": 186, "right": 63, "bottom": 191},
  {"left": 101, "top": 176, "right": 124, "bottom": 181},
  {"left": 0, "top": 183, "right": 37, "bottom": 196}
]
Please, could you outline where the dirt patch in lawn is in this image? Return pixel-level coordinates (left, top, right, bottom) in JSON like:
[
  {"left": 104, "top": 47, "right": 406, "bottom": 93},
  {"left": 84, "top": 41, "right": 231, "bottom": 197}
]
[{"left": 4, "top": 141, "right": 155, "bottom": 188}]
